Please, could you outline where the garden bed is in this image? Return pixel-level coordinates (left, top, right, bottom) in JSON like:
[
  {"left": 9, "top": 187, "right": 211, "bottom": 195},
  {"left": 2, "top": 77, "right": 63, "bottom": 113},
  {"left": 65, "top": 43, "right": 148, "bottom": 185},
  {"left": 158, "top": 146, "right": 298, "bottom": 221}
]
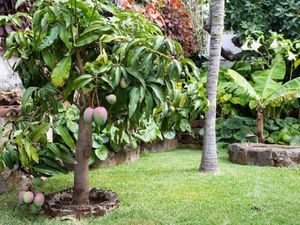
[{"left": 44, "top": 188, "right": 119, "bottom": 218}]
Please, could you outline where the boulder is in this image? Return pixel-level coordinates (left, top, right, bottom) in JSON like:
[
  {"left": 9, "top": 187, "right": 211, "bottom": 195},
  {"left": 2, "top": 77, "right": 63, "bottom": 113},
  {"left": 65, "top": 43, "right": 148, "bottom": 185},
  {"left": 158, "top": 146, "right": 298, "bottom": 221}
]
[{"left": 228, "top": 143, "right": 300, "bottom": 167}]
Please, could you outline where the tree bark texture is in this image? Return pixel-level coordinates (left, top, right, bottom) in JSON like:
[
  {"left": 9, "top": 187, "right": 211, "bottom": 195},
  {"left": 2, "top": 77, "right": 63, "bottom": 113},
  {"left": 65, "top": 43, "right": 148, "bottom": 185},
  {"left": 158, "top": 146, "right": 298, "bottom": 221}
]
[
  {"left": 200, "top": 0, "right": 224, "bottom": 173},
  {"left": 257, "top": 106, "right": 264, "bottom": 143},
  {"left": 73, "top": 47, "right": 93, "bottom": 204},
  {"left": 73, "top": 109, "right": 93, "bottom": 204}
]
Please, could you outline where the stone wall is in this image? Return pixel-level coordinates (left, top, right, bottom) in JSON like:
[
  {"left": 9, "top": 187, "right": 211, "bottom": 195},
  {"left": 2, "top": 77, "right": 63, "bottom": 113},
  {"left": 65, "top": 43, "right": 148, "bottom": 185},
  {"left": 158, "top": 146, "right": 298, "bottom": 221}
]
[{"left": 92, "top": 137, "right": 179, "bottom": 169}]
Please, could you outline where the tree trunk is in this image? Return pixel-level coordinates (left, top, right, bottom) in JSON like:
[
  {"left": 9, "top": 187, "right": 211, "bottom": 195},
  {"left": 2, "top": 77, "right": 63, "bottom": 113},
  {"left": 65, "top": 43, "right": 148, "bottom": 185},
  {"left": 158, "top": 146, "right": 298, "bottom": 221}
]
[
  {"left": 73, "top": 109, "right": 93, "bottom": 204},
  {"left": 73, "top": 47, "right": 93, "bottom": 204},
  {"left": 200, "top": 0, "right": 224, "bottom": 173},
  {"left": 257, "top": 106, "right": 264, "bottom": 143}
]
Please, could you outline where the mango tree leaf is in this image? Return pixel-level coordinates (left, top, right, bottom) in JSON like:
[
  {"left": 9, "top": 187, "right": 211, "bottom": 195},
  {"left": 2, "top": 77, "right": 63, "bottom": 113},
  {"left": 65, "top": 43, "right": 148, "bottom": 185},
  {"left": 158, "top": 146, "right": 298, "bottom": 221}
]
[
  {"left": 42, "top": 49, "right": 55, "bottom": 69},
  {"left": 29, "top": 123, "right": 50, "bottom": 142},
  {"left": 149, "top": 84, "right": 164, "bottom": 103},
  {"left": 39, "top": 26, "right": 59, "bottom": 50},
  {"left": 22, "top": 87, "right": 38, "bottom": 106},
  {"left": 126, "top": 68, "right": 146, "bottom": 88},
  {"left": 64, "top": 74, "right": 93, "bottom": 98},
  {"left": 131, "top": 46, "right": 146, "bottom": 65},
  {"left": 76, "top": 34, "right": 100, "bottom": 46},
  {"left": 129, "top": 87, "right": 140, "bottom": 118},
  {"left": 95, "top": 145, "right": 108, "bottom": 160},
  {"left": 51, "top": 56, "right": 72, "bottom": 87},
  {"left": 56, "top": 125, "right": 76, "bottom": 151},
  {"left": 24, "top": 140, "right": 39, "bottom": 163}
]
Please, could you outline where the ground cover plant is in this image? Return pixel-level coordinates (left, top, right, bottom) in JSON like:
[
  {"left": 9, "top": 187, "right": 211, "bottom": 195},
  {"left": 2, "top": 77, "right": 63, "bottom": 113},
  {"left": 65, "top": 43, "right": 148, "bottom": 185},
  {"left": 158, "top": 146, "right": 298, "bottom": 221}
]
[{"left": 0, "top": 149, "right": 300, "bottom": 224}]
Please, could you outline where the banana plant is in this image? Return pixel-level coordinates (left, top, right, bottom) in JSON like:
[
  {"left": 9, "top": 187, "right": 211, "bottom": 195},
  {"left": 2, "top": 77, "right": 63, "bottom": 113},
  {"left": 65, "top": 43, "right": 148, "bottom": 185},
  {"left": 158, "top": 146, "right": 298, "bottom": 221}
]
[{"left": 227, "top": 55, "right": 300, "bottom": 143}]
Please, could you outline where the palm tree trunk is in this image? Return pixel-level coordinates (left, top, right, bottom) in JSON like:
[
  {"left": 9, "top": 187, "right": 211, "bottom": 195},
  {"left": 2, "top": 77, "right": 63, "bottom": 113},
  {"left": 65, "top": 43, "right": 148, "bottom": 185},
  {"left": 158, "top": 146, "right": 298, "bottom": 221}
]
[
  {"left": 257, "top": 106, "right": 264, "bottom": 143},
  {"left": 200, "top": 0, "right": 224, "bottom": 173}
]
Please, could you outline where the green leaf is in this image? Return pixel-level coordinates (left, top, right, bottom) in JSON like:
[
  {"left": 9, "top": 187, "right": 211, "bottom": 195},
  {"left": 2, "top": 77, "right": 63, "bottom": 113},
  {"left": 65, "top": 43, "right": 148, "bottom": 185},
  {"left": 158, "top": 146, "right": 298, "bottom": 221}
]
[
  {"left": 112, "top": 66, "right": 121, "bottom": 88},
  {"left": 95, "top": 145, "right": 109, "bottom": 160},
  {"left": 24, "top": 140, "right": 39, "bottom": 163},
  {"left": 47, "top": 143, "right": 61, "bottom": 157},
  {"left": 29, "top": 123, "right": 50, "bottom": 142},
  {"left": 131, "top": 46, "right": 146, "bottom": 65},
  {"left": 129, "top": 87, "right": 140, "bottom": 118},
  {"left": 56, "top": 125, "right": 76, "bottom": 151},
  {"left": 51, "top": 56, "right": 72, "bottom": 87},
  {"left": 154, "top": 36, "right": 165, "bottom": 50},
  {"left": 64, "top": 74, "right": 93, "bottom": 98},
  {"left": 149, "top": 84, "right": 164, "bottom": 103},
  {"left": 42, "top": 49, "right": 55, "bottom": 69},
  {"left": 39, "top": 26, "right": 59, "bottom": 50},
  {"left": 126, "top": 68, "right": 146, "bottom": 88},
  {"left": 100, "top": 34, "right": 126, "bottom": 43},
  {"left": 227, "top": 69, "right": 259, "bottom": 100},
  {"left": 265, "top": 77, "right": 300, "bottom": 106},
  {"left": 59, "top": 25, "right": 72, "bottom": 49},
  {"left": 76, "top": 34, "right": 100, "bottom": 46},
  {"left": 22, "top": 87, "right": 38, "bottom": 106}
]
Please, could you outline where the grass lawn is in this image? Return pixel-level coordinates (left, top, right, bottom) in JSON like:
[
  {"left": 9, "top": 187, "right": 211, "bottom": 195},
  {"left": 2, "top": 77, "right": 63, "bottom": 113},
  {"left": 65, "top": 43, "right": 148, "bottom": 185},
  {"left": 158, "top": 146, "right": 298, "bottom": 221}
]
[{"left": 0, "top": 149, "right": 299, "bottom": 225}]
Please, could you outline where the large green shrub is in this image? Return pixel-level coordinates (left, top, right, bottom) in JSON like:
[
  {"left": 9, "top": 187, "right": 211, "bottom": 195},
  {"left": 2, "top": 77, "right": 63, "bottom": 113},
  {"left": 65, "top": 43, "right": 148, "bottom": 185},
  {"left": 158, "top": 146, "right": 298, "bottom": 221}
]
[{"left": 225, "top": 0, "right": 300, "bottom": 40}]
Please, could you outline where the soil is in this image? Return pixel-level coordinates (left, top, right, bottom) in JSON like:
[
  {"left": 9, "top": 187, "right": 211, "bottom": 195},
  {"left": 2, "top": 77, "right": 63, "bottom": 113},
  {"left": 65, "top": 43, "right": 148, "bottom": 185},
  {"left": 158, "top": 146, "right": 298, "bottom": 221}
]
[{"left": 44, "top": 188, "right": 120, "bottom": 218}]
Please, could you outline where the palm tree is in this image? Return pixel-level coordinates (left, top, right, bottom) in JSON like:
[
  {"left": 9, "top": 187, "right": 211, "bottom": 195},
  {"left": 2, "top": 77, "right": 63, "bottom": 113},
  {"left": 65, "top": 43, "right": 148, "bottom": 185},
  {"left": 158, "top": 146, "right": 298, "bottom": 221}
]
[
  {"left": 227, "top": 55, "right": 300, "bottom": 143},
  {"left": 200, "top": 0, "right": 224, "bottom": 173}
]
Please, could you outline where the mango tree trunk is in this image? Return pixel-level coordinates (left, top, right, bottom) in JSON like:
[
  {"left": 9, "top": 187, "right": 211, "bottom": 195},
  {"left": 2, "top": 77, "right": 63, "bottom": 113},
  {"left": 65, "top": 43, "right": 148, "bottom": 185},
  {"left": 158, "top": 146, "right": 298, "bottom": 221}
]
[
  {"left": 200, "top": 0, "right": 224, "bottom": 173},
  {"left": 73, "top": 109, "right": 93, "bottom": 204},
  {"left": 257, "top": 106, "right": 264, "bottom": 143},
  {"left": 73, "top": 48, "right": 93, "bottom": 204}
]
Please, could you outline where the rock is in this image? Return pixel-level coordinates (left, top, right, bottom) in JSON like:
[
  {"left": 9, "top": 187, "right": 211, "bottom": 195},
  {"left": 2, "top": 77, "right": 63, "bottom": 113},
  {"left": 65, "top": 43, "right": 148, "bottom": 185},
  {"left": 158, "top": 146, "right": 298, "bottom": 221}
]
[
  {"left": 0, "top": 51, "right": 23, "bottom": 92},
  {"left": 228, "top": 143, "right": 300, "bottom": 167}
]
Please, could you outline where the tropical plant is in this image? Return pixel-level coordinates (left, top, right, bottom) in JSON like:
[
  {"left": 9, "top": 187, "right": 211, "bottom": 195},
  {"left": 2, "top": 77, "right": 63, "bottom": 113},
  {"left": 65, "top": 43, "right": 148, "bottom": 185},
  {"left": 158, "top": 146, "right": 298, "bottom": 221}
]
[
  {"left": 200, "top": 0, "right": 224, "bottom": 174},
  {"left": 227, "top": 55, "right": 300, "bottom": 143},
  {"left": 213, "top": 116, "right": 300, "bottom": 146},
  {"left": 3, "top": 0, "right": 199, "bottom": 204}
]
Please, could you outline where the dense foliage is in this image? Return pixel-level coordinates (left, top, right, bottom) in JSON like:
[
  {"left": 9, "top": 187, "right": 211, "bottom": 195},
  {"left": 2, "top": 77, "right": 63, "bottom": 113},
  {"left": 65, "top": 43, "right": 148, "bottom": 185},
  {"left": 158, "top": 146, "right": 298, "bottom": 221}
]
[
  {"left": 225, "top": 0, "right": 300, "bottom": 40},
  {"left": 0, "top": 0, "right": 204, "bottom": 175},
  {"left": 215, "top": 116, "right": 300, "bottom": 146},
  {"left": 115, "top": 0, "right": 197, "bottom": 54}
]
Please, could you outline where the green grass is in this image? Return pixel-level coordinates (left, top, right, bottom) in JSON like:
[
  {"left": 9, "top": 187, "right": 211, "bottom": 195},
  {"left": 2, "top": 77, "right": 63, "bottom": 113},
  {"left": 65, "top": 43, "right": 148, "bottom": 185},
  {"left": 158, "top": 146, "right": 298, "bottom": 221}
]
[{"left": 1, "top": 149, "right": 300, "bottom": 225}]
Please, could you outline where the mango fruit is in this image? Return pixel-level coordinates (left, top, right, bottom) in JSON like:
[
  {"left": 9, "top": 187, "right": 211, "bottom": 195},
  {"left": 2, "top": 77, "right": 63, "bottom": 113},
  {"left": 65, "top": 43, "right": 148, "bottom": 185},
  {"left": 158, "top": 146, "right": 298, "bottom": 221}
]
[
  {"left": 106, "top": 94, "right": 117, "bottom": 104},
  {"left": 33, "top": 193, "right": 45, "bottom": 207},
  {"left": 93, "top": 107, "right": 108, "bottom": 125},
  {"left": 23, "top": 191, "right": 34, "bottom": 204},
  {"left": 83, "top": 107, "right": 94, "bottom": 123}
]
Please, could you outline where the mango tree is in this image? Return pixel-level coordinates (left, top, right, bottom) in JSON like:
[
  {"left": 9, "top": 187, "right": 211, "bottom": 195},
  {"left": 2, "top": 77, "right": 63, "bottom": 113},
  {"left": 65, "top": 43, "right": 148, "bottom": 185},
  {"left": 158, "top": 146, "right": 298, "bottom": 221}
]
[
  {"left": 4, "top": 0, "right": 199, "bottom": 204},
  {"left": 228, "top": 55, "right": 300, "bottom": 143}
]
